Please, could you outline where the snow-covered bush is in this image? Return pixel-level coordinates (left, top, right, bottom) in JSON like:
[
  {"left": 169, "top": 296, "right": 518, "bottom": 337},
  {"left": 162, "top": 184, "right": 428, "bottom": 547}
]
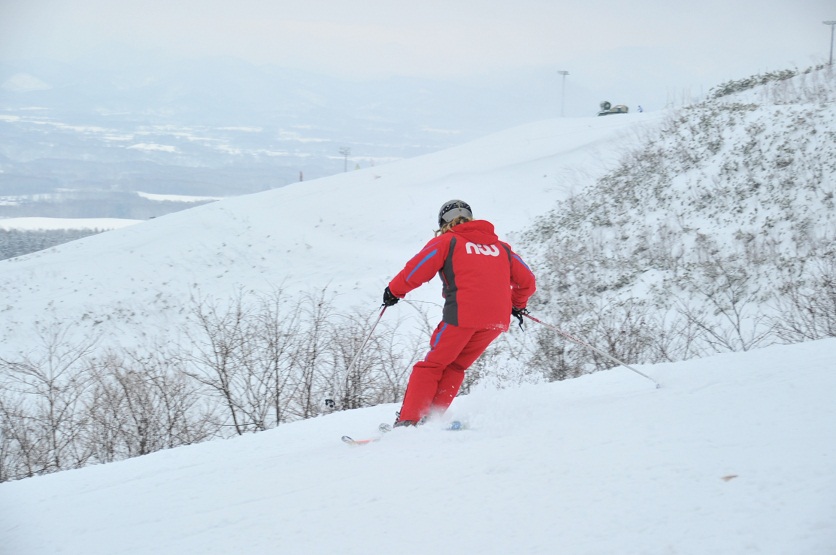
[{"left": 517, "top": 66, "right": 835, "bottom": 380}]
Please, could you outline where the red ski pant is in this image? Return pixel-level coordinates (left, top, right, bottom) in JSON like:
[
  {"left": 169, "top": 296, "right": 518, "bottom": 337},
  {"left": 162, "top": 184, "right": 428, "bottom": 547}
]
[{"left": 398, "top": 322, "right": 502, "bottom": 422}]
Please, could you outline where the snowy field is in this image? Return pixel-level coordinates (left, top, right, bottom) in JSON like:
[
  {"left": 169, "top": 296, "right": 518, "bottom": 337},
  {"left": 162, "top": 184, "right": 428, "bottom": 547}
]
[
  {"left": 1, "top": 338, "right": 834, "bottom": 554},
  {"left": 0, "top": 217, "right": 142, "bottom": 231}
]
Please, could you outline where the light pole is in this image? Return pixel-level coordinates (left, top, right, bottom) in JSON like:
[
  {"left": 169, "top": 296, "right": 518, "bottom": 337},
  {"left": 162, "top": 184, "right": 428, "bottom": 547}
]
[
  {"left": 339, "top": 147, "right": 351, "bottom": 172},
  {"left": 825, "top": 21, "right": 836, "bottom": 66},
  {"left": 557, "top": 70, "right": 569, "bottom": 116}
]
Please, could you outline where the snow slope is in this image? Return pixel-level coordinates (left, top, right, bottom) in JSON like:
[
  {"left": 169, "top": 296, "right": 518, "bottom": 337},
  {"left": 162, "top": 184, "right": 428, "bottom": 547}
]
[
  {"left": 2, "top": 338, "right": 834, "bottom": 554},
  {"left": 0, "top": 112, "right": 659, "bottom": 357}
]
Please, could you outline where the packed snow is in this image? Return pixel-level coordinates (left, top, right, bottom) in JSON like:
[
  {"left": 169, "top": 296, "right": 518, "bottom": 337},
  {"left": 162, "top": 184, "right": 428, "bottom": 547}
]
[{"left": 1, "top": 339, "right": 834, "bottom": 554}]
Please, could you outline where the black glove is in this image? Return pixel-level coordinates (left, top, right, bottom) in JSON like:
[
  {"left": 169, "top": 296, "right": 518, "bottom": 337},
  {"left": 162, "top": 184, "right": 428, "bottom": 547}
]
[
  {"left": 512, "top": 306, "right": 529, "bottom": 329},
  {"left": 383, "top": 286, "right": 400, "bottom": 306}
]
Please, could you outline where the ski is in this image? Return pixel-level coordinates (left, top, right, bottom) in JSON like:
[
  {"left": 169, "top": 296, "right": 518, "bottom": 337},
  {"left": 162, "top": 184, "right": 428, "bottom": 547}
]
[
  {"left": 341, "top": 435, "right": 379, "bottom": 446},
  {"left": 381, "top": 420, "right": 465, "bottom": 433},
  {"left": 342, "top": 420, "right": 466, "bottom": 446}
]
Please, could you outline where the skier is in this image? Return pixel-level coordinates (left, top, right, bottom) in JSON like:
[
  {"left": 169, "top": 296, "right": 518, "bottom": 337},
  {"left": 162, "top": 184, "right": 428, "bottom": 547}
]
[{"left": 382, "top": 200, "right": 536, "bottom": 427}]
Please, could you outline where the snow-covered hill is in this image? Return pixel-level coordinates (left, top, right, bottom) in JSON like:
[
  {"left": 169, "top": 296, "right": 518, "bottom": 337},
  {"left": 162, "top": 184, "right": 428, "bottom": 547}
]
[
  {"left": 515, "top": 67, "right": 836, "bottom": 373},
  {"left": 1, "top": 338, "right": 834, "bottom": 554},
  {"left": 0, "top": 111, "right": 659, "bottom": 358},
  {"left": 6, "top": 68, "right": 830, "bottom": 367}
]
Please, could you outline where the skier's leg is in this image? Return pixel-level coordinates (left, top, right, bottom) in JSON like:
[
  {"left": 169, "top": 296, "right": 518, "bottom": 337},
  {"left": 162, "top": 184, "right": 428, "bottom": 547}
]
[
  {"left": 430, "top": 327, "right": 502, "bottom": 412},
  {"left": 397, "top": 323, "right": 475, "bottom": 423}
]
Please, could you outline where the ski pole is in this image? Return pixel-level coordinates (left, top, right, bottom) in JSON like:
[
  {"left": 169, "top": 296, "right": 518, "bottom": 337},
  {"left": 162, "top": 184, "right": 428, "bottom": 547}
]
[
  {"left": 344, "top": 305, "right": 387, "bottom": 378},
  {"left": 523, "top": 312, "right": 662, "bottom": 389}
]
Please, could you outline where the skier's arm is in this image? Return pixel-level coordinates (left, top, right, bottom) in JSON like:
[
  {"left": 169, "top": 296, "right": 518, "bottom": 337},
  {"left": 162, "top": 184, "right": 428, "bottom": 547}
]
[
  {"left": 388, "top": 237, "right": 448, "bottom": 298},
  {"left": 509, "top": 250, "right": 536, "bottom": 309}
]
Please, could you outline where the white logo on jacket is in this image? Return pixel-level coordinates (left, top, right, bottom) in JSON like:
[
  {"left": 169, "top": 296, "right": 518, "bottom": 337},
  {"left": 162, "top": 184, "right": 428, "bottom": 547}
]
[{"left": 465, "top": 242, "right": 500, "bottom": 256}]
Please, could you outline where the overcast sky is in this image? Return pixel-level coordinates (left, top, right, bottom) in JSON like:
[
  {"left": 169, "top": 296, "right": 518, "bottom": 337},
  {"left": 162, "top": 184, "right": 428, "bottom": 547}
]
[{"left": 1, "top": 0, "right": 834, "bottom": 112}]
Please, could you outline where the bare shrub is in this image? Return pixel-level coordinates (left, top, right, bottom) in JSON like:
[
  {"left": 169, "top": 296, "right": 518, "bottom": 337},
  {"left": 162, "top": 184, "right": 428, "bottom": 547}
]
[
  {"left": 183, "top": 288, "right": 307, "bottom": 434},
  {"left": 0, "top": 323, "right": 98, "bottom": 479},
  {"left": 85, "top": 349, "right": 219, "bottom": 463},
  {"left": 770, "top": 256, "right": 836, "bottom": 342},
  {"left": 674, "top": 251, "right": 774, "bottom": 353}
]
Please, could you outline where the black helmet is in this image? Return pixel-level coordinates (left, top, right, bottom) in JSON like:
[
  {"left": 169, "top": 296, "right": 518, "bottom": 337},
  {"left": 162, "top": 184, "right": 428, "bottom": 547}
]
[{"left": 438, "top": 199, "right": 473, "bottom": 228}]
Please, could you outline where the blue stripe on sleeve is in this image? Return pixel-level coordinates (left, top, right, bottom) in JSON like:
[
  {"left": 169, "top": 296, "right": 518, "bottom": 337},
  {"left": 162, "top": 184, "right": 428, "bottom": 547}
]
[
  {"left": 406, "top": 249, "right": 438, "bottom": 281},
  {"left": 513, "top": 254, "right": 532, "bottom": 272}
]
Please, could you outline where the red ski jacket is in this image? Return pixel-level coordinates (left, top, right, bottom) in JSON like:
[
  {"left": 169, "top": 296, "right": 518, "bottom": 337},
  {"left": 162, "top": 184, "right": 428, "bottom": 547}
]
[{"left": 388, "top": 220, "right": 536, "bottom": 331}]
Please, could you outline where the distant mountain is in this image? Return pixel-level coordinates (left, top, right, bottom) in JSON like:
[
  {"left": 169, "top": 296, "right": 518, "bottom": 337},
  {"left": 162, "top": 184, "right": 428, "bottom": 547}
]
[
  {"left": 0, "top": 55, "right": 565, "bottom": 208},
  {"left": 1, "top": 72, "right": 51, "bottom": 93},
  {"left": 0, "top": 54, "right": 558, "bottom": 134}
]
